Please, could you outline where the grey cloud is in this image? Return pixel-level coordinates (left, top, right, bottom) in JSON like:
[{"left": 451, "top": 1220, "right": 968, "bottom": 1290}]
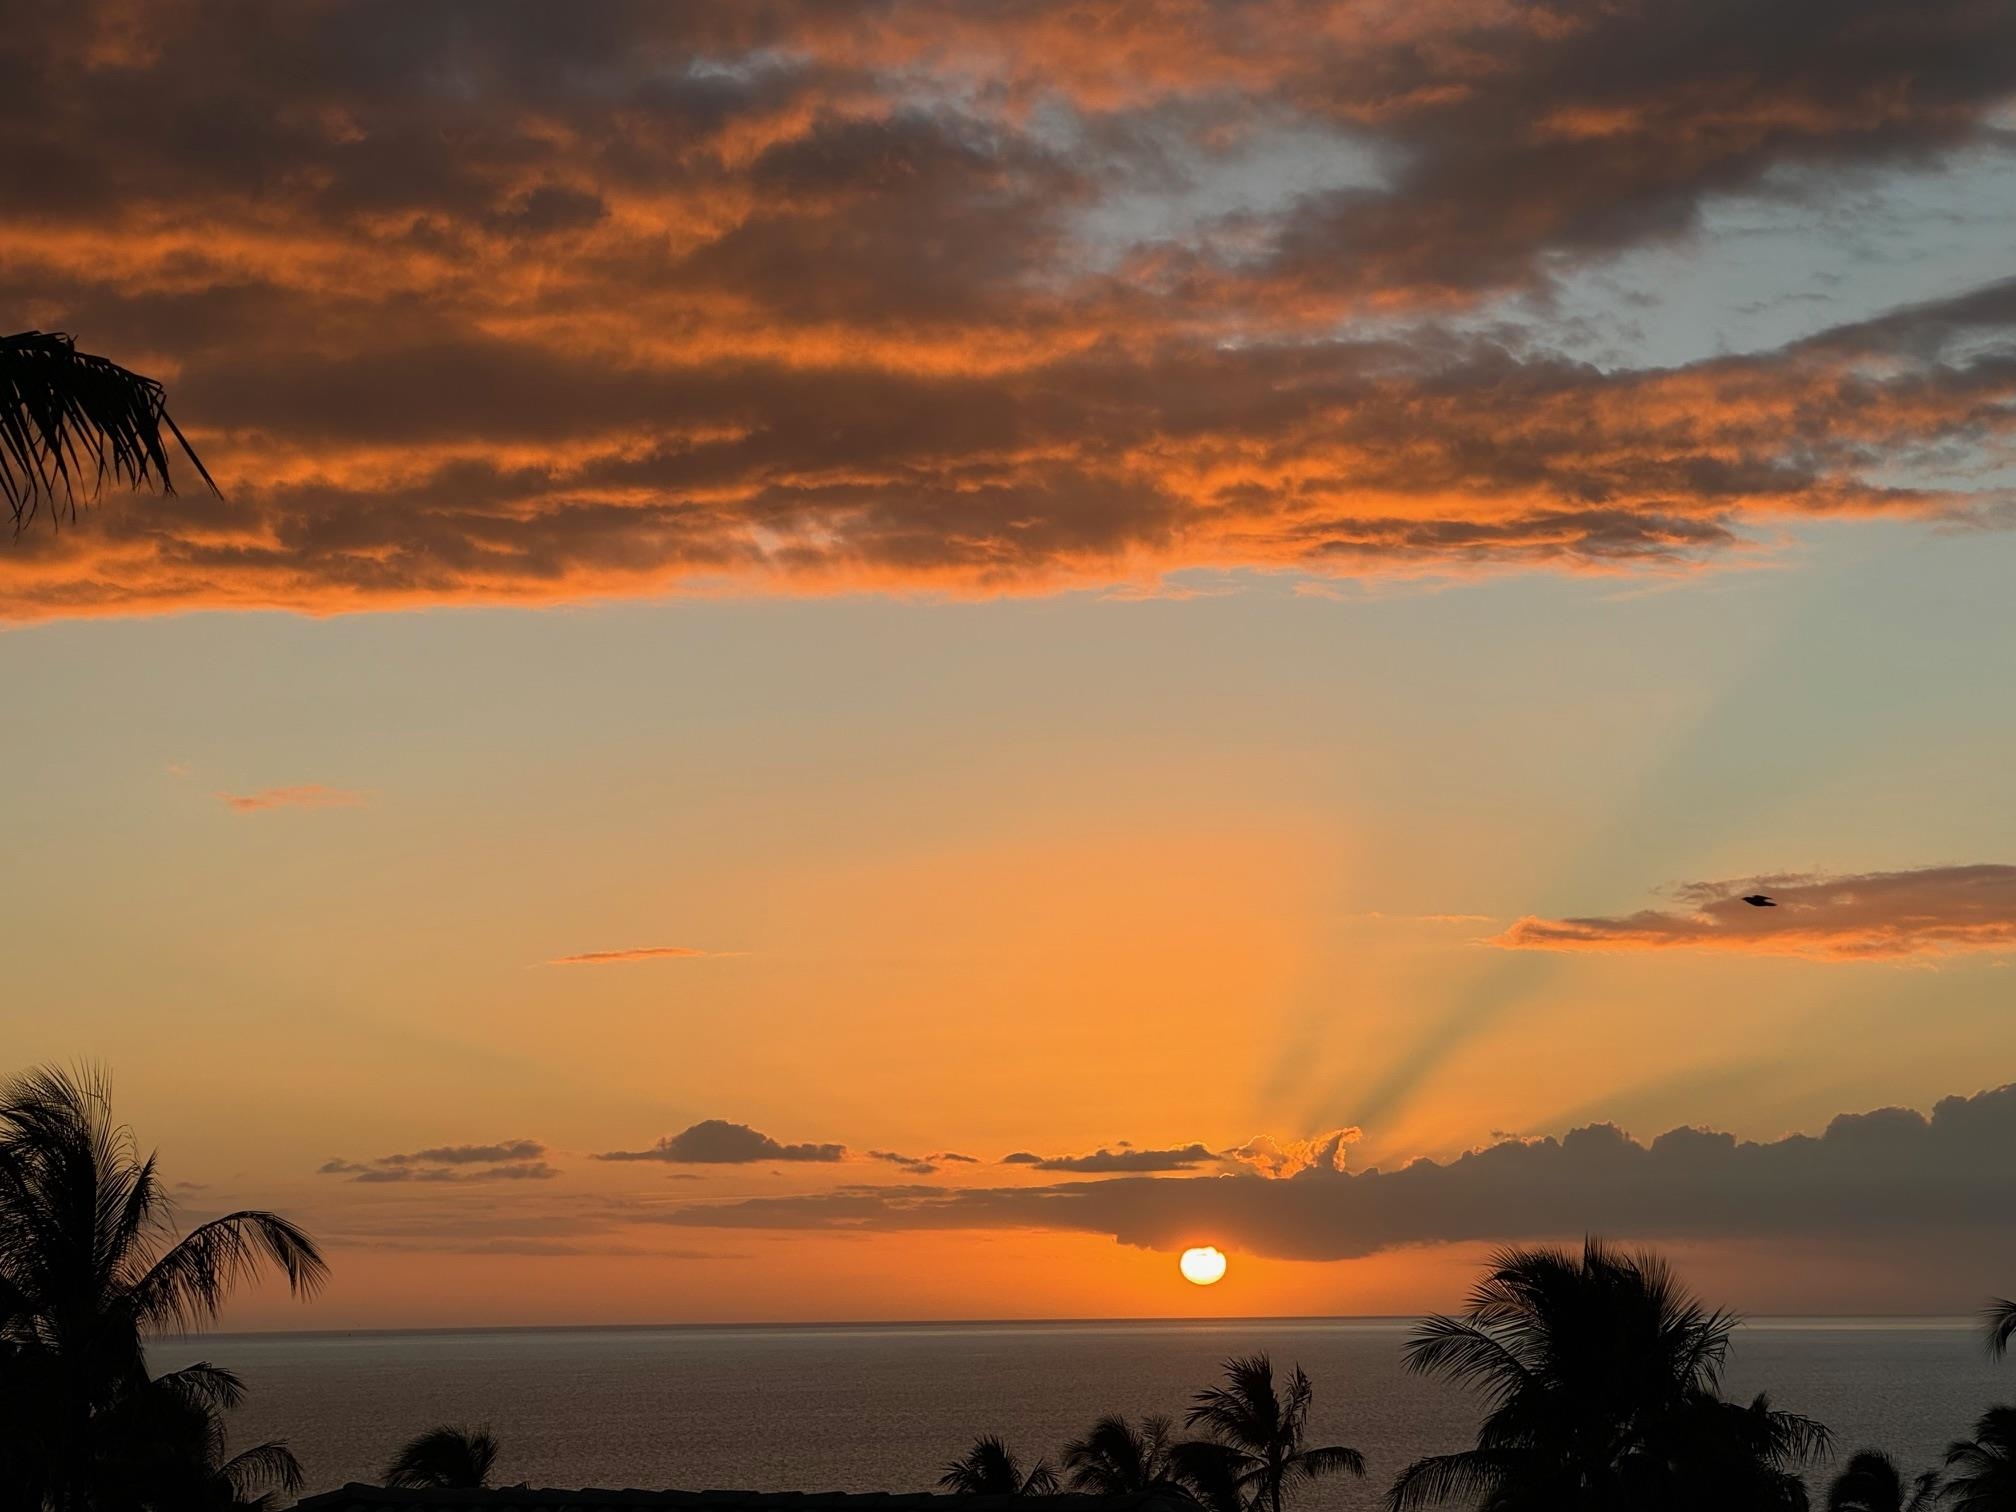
[
  {"left": 1024, "top": 1143, "right": 1220, "bottom": 1173},
  {"left": 318, "top": 1141, "right": 557, "bottom": 1183},
  {"left": 870, "top": 1151, "right": 940, "bottom": 1175},
  {"left": 595, "top": 1118, "right": 846, "bottom": 1164},
  {"left": 350, "top": 1161, "right": 560, "bottom": 1184},
  {"left": 381, "top": 1139, "right": 547, "bottom": 1166}
]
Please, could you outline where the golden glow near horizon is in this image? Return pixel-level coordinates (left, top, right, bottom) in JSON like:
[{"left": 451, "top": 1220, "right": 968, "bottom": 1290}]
[{"left": 1179, "top": 1247, "right": 1228, "bottom": 1286}]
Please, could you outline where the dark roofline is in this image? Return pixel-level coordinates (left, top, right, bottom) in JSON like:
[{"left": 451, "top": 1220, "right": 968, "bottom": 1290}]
[{"left": 297, "top": 1489, "right": 1199, "bottom": 1512}]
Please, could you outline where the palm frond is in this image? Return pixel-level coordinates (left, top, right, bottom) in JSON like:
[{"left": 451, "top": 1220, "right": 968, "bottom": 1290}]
[
  {"left": 384, "top": 1425, "right": 501, "bottom": 1490},
  {"left": 1022, "top": 1461, "right": 1061, "bottom": 1495},
  {"left": 1983, "top": 1299, "right": 2016, "bottom": 1359},
  {"left": 1186, "top": 1354, "right": 1280, "bottom": 1444},
  {"left": 1168, "top": 1440, "right": 1247, "bottom": 1512},
  {"left": 940, "top": 1435, "right": 1051, "bottom": 1496},
  {"left": 128, "top": 1210, "right": 329, "bottom": 1331},
  {"left": 222, "top": 1439, "right": 306, "bottom": 1498},
  {"left": 1384, "top": 1450, "right": 1511, "bottom": 1511},
  {"left": 0, "top": 331, "right": 215, "bottom": 528},
  {"left": 1401, "top": 1315, "right": 1533, "bottom": 1403},
  {"left": 1294, "top": 1446, "right": 1365, "bottom": 1481},
  {"left": 152, "top": 1361, "right": 247, "bottom": 1413}
]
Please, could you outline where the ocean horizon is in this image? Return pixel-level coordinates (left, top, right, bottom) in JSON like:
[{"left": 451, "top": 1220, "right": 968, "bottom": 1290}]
[{"left": 167, "top": 1316, "right": 2014, "bottom": 1509}]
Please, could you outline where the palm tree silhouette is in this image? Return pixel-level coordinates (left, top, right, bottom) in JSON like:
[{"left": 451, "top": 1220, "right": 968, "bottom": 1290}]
[
  {"left": 0, "top": 330, "right": 214, "bottom": 527},
  {"left": 938, "top": 1435, "right": 1061, "bottom": 1495},
  {"left": 0, "top": 1065, "right": 326, "bottom": 1510},
  {"left": 1944, "top": 1407, "right": 2016, "bottom": 1511},
  {"left": 1827, "top": 1449, "right": 1941, "bottom": 1512},
  {"left": 383, "top": 1426, "right": 503, "bottom": 1490},
  {"left": 1174, "top": 1354, "right": 1365, "bottom": 1512},
  {"left": 97, "top": 1362, "right": 304, "bottom": 1510},
  {"left": 1063, "top": 1414, "right": 1193, "bottom": 1497},
  {"left": 1387, "top": 1239, "right": 1826, "bottom": 1511}
]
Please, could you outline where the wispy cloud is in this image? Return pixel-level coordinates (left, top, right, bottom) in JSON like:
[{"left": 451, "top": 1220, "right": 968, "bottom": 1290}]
[
  {"left": 381, "top": 1140, "right": 546, "bottom": 1167},
  {"left": 216, "top": 784, "right": 366, "bottom": 813},
  {"left": 544, "top": 946, "right": 730, "bottom": 966},
  {"left": 1492, "top": 864, "right": 2016, "bottom": 961},
  {"left": 317, "top": 1139, "right": 553, "bottom": 1183},
  {"left": 1000, "top": 1143, "right": 1220, "bottom": 1173},
  {"left": 871, "top": 1150, "right": 942, "bottom": 1176}
]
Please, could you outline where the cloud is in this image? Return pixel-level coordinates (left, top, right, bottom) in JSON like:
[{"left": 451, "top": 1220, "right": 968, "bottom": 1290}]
[
  {"left": 870, "top": 1151, "right": 940, "bottom": 1176},
  {"left": 0, "top": 0, "right": 2012, "bottom": 621},
  {"left": 595, "top": 1118, "right": 845, "bottom": 1164},
  {"left": 1223, "top": 1129, "right": 1360, "bottom": 1179},
  {"left": 350, "top": 1162, "right": 560, "bottom": 1184},
  {"left": 1492, "top": 864, "right": 2016, "bottom": 961},
  {"left": 544, "top": 946, "right": 724, "bottom": 966},
  {"left": 215, "top": 784, "right": 365, "bottom": 813},
  {"left": 318, "top": 1139, "right": 554, "bottom": 1183},
  {"left": 380, "top": 1139, "right": 546, "bottom": 1167},
  {"left": 1011, "top": 1143, "right": 1220, "bottom": 1173},
  {"left": 646, "top": 1083, "right": 2016, "bottom": 1262}
]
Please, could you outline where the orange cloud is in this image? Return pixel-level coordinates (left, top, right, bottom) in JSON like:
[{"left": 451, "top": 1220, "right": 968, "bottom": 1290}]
[
  {"left": 0, "top": 0, "right": 2010, "bottom": 620},
  {"left": 544, "top": 946, "right": 721, "bottom": 966},
  {"left": 215, "top": 783, "right": 365, "bottom": 813},
  {"left": 1490, "top": 864, "right": 2016, "bottom": 961}
]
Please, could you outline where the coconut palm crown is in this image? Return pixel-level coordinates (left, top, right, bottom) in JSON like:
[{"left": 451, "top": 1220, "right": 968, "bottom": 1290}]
[
  {"left": 1175, "top": 1353, "right": 1365, "bottom": 1512},
  {"left": 383, "top": 1425, "right": 503, "bottom": 1490},
  {"left": 939, "top": 1435, "right": 1060, "bottom": 1496}
]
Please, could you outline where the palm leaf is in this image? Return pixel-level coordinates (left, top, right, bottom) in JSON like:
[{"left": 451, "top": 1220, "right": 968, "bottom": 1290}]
[
  {"left": 384, "top": 1425, "right": 501, "bottom": 1490},
  {"left": 1294, "top": 1446, "right": 1365, "bottom": 1481},
  {"left": 0, "top": 331, "right": 215, "bottom": 527},
  {"left": 128, "top": 1210, "right": 329, "bottom": 1332},
  {"left": 152, "top": 1361, "right": 247, "bottom": 1413},
  {"left": 1983, "top": 1298, "right": 2016, "bottom": 1359},
  {"left": 222, "top": 1439, "right": 306, "bottom": 1498},
  {"left": 1384, "top": 1450, "right": 1514, "bottom": 1511}
]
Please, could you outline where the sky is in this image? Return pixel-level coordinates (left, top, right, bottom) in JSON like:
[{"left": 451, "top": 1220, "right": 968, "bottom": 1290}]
[{"left": 4, "top": 0, "right": 2016, "bottom": 1329}]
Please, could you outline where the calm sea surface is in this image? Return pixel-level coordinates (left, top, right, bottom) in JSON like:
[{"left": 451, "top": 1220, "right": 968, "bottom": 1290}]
[{"left": 167, "top": 1319, "right": 2011, "bottom": 1510}]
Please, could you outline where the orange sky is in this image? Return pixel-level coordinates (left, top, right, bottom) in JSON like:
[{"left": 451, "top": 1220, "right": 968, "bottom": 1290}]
[{"left": 7, "top": 0, "right": 2016, "bottom": 1329}]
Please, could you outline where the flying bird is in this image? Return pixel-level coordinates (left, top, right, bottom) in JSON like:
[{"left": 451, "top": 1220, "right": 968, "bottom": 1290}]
[{"left": 1741, "top": 894, "right": 1776, "bottom": 907}]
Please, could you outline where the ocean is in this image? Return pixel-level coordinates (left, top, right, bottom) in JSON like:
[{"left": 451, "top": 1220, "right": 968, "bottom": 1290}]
[{"left": 170, "top": 1319, "right": 2012, "bottom": 1510}]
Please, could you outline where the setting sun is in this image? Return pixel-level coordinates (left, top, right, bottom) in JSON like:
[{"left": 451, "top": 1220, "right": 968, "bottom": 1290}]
[{"left": 1179, "top": 1247, "right": 1228, "bottom": 1286}]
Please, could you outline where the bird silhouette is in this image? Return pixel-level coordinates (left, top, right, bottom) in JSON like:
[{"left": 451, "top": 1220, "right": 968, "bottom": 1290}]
[{"left": 1741, "top": 894, "right": 1776, "bottom": 907}]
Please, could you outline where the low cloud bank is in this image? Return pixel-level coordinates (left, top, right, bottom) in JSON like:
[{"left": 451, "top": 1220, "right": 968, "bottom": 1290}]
[{"left": 650, "top": 1084, "right": 2016, "bottom": 1259}]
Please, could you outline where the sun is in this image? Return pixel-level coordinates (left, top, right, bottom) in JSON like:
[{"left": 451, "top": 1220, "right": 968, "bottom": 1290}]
[{"left": 1179, "top": 1246, "right": 1228, "bottom": 1285}]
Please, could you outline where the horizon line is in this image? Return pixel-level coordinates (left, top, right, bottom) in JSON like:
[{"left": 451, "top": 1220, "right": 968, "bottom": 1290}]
[{"left": 169, "top": 1311, "right": 1991, "bottom": 1344}]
